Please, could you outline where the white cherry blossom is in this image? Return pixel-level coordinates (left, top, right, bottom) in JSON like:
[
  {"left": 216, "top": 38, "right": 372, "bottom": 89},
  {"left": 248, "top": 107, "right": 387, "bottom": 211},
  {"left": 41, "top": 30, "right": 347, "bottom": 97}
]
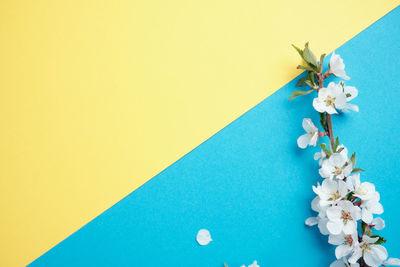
[
  {"left": 297, "top": 118, "right": 319, "bottom": 149},
  {"left": 313, "top": 82, "right": 347, "bottom": 114},
  {"left": 329, "top": 232, "right": 359, "bottom": 260},
  {"left": 313, "top": 179, "right": 348, "bottom": 207},
  {"left": 326, "top": 200, "right": 361, "bottom": 235},
  {"left": 319, "top": 152, "right": 353, "bottom": 180},
  {"left": 329, "top": 52, "right": 350, "bottom": 80},
  {"left": 349, "top": 235, "right": 388, "bottom": 267},
  {"left": 346, "top": 173, "right": 377, "bottom": 201}
]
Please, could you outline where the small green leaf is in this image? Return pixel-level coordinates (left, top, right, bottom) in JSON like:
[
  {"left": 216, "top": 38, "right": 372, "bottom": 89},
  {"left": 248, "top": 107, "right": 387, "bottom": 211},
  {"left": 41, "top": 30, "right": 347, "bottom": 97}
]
[
  {"left": 318, "top": 53, "right": 326, "bottom": 72},
  {"left": 297, "top": 65, "right": 315, "bottom": 72},
  {"left": 350, "top": 153, "right": 356, "bottom": 167},
  {"left": 352, "top": 168, "right": 365, "bottom": 173},
  {"left": 371, "top": 235, "right": 387, "bottom": 245},
  {"left": 319, "top": 113, "right": 328, "bottom": 132},
  {"left": 304, "top": 80, "right": 315, "bottom": 88},
  {"left": 303, "top": 42, "right": 318, "bottom": 67},
  {"left": 307, "top": 71, "right": 315, "bottom": 85},
  {"left": 296, "top": 77, "right": 309, "bottom": 86},
  {"left": 346, "top": 93, "right": 352, "bottom": 97},
  {"left": 289, "top": 89, "right": 314, "bottom": 101},
  {"left": 361, "top": 221, "right": 367, "bottom": 234},
  {"left": 346, "top": 191, "right": 354, "bottom": 200},
  {"left": 292, "top": 44, "right": 303, "bottom": 57},
  {"left": 319, "top": 143, "right": 330, "bottom": 156},
  {"left": 333, "top": 137, "right": 339, "bottom": 152}
]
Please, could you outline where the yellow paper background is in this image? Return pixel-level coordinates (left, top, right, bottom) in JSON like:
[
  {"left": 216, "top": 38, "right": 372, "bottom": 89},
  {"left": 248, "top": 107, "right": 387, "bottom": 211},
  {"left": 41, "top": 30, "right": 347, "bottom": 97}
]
[{"left": 0, "top": 1, "right": 398, "bottom": 266}]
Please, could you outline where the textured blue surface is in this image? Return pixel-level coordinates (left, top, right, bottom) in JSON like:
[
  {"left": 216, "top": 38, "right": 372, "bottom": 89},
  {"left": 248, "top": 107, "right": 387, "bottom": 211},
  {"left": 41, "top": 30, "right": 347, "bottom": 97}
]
[{"left": 30, "top": 7, "right": 400, "bottom": 267}]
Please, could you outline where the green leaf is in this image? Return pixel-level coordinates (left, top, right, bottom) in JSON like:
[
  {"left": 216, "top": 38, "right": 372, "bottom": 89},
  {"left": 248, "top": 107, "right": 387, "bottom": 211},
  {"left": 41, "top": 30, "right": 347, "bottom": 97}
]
[
  {"left": 361, "top": 221, "right": 367, "bottom": 234},
  {"left": 319, "top": 113, "right": 328, "bottom": 132},
  {"left": 346, "top": 191, "right": 354, "bottom": 200},
  {"left": 304, "top": 80, "right": 315, "bottom": 88},
  {"left": 319, "top": 143, "right": 330, "bottom": 156},
  {"left": 371, "top": 235, "right": 387, "bottom": 245},
  {"left": 352, "top": 168, "right": 365, "bottom": 173},
  {"left": 361, "top": 222, "right": 367, "bottom": 234},
  {"left": 307, "top": 71, "right": 315, "bottom": 85},
  {"left": 336, "top": 147, "right": 344, "bottom": 153},
  {"left": 296, "top": 77, "right": 309, "bottom": 86},
  {"left": 292, "top": 44, "right": 303, "bottom": 57},
  {"left": 289, "top": 89, "right": 313, "bottom": 101},
  {"left": 297, "top": 65, "right": 315, "bottom": 72},
  {"left": 333, "top": 137, "right": 339, "bottom": 152},
  {"left": 350, "top": 153, "right": 356, "bottom": 167},
  {"left": 303, "top": 42, "right": 318, "bottom": 67},
  {"left": 318, "top": 53, "right": 326, "bottom": 72}
]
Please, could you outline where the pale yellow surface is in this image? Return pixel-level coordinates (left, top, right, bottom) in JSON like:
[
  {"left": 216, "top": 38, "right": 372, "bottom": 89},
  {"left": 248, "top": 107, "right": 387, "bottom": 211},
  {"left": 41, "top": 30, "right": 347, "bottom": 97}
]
[{"left": 0, "top": 1, "right": 398, "bottom": 266}]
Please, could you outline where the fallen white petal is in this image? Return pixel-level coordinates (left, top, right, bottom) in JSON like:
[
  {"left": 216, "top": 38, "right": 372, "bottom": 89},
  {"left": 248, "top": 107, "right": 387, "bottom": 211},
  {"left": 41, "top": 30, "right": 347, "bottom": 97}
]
[
  {"left": 196, "top": 229, "right": 212, "bottom": 246},
  {"left": 305, "top": 217, "right": 318, "bottom": 226},
  {"left": 384, "top": 257, "right": 400, "bottom": 266},
  {"left": 248, "top": 261, "right": 260, "bottom": 267}
]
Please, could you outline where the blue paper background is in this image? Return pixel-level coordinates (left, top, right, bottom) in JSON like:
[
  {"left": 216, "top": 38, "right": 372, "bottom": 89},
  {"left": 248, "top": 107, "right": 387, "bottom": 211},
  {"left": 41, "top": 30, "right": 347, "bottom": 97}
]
[{"left": 30, "top": 7, "right": 400, "bottom": 267}]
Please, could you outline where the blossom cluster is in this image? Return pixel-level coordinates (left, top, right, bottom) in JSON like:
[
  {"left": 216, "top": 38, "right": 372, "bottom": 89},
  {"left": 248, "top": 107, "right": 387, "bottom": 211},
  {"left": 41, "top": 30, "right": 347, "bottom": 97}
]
[{"left": 292, "top": 43, "right": 399, "bottom": 267}]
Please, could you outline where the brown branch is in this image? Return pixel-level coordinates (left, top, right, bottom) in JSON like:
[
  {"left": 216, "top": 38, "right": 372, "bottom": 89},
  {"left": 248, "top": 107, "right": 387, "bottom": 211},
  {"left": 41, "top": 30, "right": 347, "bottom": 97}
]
[
  {"left": 326, "top": 113, "right": 335, "bottom": 148},
  {"left": 316, "top": 72, "right": 335, "bottom": 147}
]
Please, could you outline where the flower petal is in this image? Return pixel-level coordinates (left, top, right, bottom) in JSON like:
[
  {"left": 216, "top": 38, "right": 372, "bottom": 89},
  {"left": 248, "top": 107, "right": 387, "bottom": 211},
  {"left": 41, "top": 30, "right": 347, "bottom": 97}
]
[
  {"left": 305, "top": 217, "right": 318, "bottom": 226},
  {"left": 371, "top": 217, "right": 385, "bottom": 230},
  {"left": 196, "top": 229, "right": 212, "bottom": 246},
  {"left": 297, "top": 134, "right": 310, "bottom": 149},
  {"left": 335, "top": 244, "right": 352, "bottom": 259},
  {"left": 327, "top": 221, "right": 342, "bottom": 235},
  {"left": 302, "top": 118, "right": 317, "bottom": 132},
  {"left": 384, "top": 258, "right": 400, "bottom": 266}
]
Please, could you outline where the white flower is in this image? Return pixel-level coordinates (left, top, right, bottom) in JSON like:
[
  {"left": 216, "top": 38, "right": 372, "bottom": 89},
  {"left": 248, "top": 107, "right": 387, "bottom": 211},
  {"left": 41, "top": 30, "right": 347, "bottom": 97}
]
[
  {"left": 326, "top": 200, "right": 361, "bottom": 235},
  {"left": 313, "top": 82, "right": 348, "bottom": 114},
  {"left": 196, "top": 229, "right": 212, "bottom": 245},
  {"left": 313, "top": 179, "right": 348, "bottom": 207},
  {"left": 241, "top": 261, "right": 260, "bottom": 267},
  {"left": 339, "top": 82, "right": 359, "bottom": 113},
  {"left": 371, "top": 217, "right": 385, "bottom": 230},
  {"left": 329, "top": 232, "right": 359, "bottom": 260},
  {"left": 361, "top": 196, "right": 384, "bottom": 224},
  {"left": 349, "top": 235, "right": 388, "bottom": 267},
  {"left": 297, "top": 118, "right": 318, "bottom": 149},
  {"left": 384, "top": 258, "right": 400, "bottom": 266},
  {"left": 319, "top": 152, "right": 353, "bottom": 180},
  {"left": 316, "top": 145, "right": 347, "bottom": 167},
  {"left": 329, "top": 52, "right": 350, "bottom": 80},
  {"left": 330, "top": 258, "right": 359, "bottom": 267},
  {"left": 347, "top": 173, "right": 377, "bottom": 201}
]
